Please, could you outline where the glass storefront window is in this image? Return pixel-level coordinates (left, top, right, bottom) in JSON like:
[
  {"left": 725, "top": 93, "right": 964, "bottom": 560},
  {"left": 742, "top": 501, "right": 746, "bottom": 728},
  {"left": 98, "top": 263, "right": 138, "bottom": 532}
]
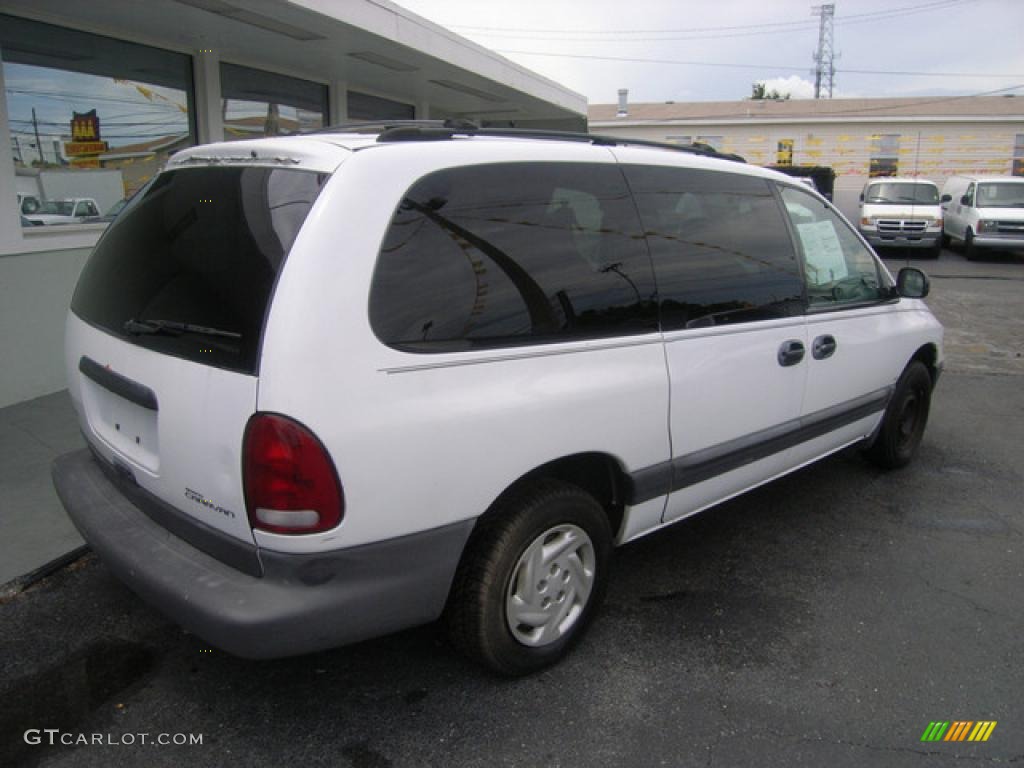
[
  {"left": 221, "top": 62, "right": 327, "bottom": 140},
  {"left": 347, "top": 90, "right": 414, "bottom": 121},
  {"left": 1, "top": 14, "right": 195, "bottom": 226}
]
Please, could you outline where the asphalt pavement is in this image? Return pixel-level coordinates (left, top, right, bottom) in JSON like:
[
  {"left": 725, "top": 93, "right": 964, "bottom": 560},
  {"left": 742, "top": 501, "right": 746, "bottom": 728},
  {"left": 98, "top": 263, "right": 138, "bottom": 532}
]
[{"left": 1, "top": 246, "right": 1021, "bottom": 768}]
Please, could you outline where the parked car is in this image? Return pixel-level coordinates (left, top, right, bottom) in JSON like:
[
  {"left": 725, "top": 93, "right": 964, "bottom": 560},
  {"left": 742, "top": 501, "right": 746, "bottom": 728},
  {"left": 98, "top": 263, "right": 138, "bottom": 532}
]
[
  {"left": 767, "top": 164, "right": 836, "bottom": 201},
  {"left": 24, "top": 197, "right": 102, "bottom": 225},
  {"left": 941, "top": 175, "right": 1024, "bottom": 260},
  {"left": 858, "top": 178, "right": 943, "bottom": 257},
  {"left": 83, "top": 198, "right": 128, "bottom": 224},
  {"left": 53, "top": 123, "right": 943, "bottom": 675}
]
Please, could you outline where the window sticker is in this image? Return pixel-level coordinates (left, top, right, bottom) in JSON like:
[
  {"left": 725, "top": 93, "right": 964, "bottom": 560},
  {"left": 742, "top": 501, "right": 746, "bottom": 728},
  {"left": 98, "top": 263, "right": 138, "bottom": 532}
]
[{"left": 797, "top": 220, "right": 848, "bottom": 284}]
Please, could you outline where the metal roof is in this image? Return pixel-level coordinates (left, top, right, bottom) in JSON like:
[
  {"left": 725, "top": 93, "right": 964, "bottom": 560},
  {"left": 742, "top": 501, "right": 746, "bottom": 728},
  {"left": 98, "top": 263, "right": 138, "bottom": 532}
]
[{"left": 589, "top": 96, "right": 1024, "bottom": 125}]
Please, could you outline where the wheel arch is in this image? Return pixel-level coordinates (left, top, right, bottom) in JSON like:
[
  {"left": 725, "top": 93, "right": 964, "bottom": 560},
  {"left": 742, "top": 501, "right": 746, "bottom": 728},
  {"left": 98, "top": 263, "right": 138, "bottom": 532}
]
[
  {"left": 476, "top": 452, "right": 630, "bottom": 543},
  {"left": 910, "top": 342, "right": 940, "bottom": 387}
]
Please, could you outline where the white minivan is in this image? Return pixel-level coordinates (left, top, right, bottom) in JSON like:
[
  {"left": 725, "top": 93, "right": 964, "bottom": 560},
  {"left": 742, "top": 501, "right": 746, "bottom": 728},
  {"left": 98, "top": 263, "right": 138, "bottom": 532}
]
[
  {"left": 858, "top": 177, "right": 943, "bottom": 257},
  {"left": 53, "top": 123, "right": 943, "bottom": 675},
  {"left": 941, "top": 175, "right": 1024, "bottom": 259}
]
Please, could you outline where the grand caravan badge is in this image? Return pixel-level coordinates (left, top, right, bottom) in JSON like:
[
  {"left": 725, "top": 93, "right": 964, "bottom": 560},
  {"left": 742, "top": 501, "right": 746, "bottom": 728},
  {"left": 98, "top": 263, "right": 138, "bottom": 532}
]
[{"left": 184, "top": 487, "right": 236, "bottom": 519}]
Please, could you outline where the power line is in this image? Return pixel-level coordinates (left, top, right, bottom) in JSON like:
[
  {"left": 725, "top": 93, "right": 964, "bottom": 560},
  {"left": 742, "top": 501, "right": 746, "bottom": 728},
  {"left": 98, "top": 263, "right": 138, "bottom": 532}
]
[
  {"left": 445, "top": 0, "right": 975, "bottom": 37},
  {"left": 9, "top": 117, "right": 187, "bottom": 128},
  {"left": 4, "top": 87, "right": 186, "bottom": 109},
  {"left": 491, "top": 50, "right": 1024, "bottom": 79}
]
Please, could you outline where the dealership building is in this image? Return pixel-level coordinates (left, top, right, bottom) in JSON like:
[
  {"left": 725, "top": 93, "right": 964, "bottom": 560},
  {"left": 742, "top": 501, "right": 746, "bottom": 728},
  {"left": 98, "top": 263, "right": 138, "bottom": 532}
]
[
  {"left": 0, "top": 0, "right": 586, "bottom": 408},
  {"left": 590, "top": 94, "right": 1024, "bottom": 221}
]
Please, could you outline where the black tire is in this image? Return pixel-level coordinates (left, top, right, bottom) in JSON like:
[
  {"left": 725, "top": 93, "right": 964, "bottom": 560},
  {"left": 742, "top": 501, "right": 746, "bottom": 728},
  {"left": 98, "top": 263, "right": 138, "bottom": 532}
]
[
  {"left": 964, "top": 228, "right": 978, "bottom": 261},
  {"left": 929, "top": 240, "right": 943, "bottom": 259},
  {"left": 940, "top": 231, "right": 951, "bottom": 248},
  {"left": 865, "top": 361, "right": 932, "bottom": 470},
  {"left": 446, "top": 479, "right": 612, "bottom": 676}
]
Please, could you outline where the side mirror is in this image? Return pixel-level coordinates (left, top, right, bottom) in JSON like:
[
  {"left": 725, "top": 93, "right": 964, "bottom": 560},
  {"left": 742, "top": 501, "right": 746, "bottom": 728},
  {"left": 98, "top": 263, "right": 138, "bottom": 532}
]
[
  {"left": 896, "top": 267, "right": 930, "bottom": 299},
  {"left": 940, "top": 194, "right": 952, "bottom": 203},
  {"left": 859, "top": 192, "right": 864, "bottom": 202},
  {"left": 960, "top": 194, "right": 971, "bottom": 206}
]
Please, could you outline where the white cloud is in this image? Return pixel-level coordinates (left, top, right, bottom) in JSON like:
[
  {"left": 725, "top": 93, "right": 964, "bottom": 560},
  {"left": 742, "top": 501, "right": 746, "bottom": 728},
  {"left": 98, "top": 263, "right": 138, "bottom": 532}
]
[{"left": 755, "top": 76, "right": 816, "bottom": 100}]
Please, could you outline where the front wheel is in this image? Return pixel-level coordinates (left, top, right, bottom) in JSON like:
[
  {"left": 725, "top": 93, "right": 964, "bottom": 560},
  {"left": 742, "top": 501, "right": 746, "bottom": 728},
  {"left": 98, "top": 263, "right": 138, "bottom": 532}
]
[
  {"left": 446, "top": 479, "right": 611, "bottom": 676},
  {"left": 964, "top": 228, "right": 978, "bottom": 261},
  {"left": 865, "top": 361, "right": 933, "bottom": 470}
]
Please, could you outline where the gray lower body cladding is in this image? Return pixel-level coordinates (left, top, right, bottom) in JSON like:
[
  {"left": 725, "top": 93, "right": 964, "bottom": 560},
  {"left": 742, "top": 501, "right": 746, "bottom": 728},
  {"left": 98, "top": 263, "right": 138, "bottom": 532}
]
[{"left": 52, "top": 449, "right": 474, "bottom": 659}]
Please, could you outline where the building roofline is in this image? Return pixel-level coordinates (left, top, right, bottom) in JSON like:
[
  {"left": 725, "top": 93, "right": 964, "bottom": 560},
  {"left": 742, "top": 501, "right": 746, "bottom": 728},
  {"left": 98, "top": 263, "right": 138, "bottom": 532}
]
[
  {"left": 286, "top": 0, "right": 587, "bottom": 113},
  {"left": 590, "top": 115, "right": 1024, "bottom": 128}
]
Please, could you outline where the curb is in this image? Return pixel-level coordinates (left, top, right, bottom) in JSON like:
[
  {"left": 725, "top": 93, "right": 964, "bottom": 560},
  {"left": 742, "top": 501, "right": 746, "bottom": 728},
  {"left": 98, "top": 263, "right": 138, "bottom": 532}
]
[{"left": 0, "top": 545, "right": 91, "bottom": 596}]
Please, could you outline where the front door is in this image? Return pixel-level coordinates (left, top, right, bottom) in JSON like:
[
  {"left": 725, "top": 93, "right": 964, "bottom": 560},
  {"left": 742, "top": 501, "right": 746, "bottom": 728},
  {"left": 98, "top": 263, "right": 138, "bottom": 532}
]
[{"left": 777, "top": 184, "right": 905, "bottom": 465}]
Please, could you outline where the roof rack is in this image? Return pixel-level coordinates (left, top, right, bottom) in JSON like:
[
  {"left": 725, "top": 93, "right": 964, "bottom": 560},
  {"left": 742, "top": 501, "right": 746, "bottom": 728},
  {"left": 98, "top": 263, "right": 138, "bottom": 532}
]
[
  {"left": 310, "top": 119, "right": 451, "bottom": 135},
  {"left": 312, "top": 119, "right": 744, "bottom": 163}
]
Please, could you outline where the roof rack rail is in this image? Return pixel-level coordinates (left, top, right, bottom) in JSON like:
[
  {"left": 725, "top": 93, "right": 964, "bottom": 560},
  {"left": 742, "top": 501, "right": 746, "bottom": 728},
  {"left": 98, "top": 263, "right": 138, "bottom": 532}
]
[
  {"left": 308, "top": 119, "right": 448, "bottom": 135},
  {"left": 312, "top": 120, "right": 744, "bottom": 162}
]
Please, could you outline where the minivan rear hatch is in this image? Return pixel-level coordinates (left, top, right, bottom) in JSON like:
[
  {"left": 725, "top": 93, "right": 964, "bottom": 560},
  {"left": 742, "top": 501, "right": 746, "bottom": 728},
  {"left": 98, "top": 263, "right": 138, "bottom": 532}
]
[{"left": 66, "top": 146, "right": 341, "bottom": 549}]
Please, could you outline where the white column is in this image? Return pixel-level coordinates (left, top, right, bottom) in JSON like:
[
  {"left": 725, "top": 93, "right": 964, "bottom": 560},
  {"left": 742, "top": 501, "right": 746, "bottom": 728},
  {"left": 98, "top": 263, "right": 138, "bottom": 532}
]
[
  {"left": 193, "top": 47, "right": 223, "bottom": 144},
  {"left": 329, "top": 80, "right": 348, "bottom": 126},
  {"left": 415, "top": 99, "right": 430, "bottom": 120},
  {"left": 0, "top": 46, "right": 25, "bottom": 253}
]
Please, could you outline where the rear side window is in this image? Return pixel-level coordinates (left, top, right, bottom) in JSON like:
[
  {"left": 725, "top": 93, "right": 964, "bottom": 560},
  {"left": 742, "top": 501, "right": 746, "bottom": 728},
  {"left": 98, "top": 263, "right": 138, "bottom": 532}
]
[
  {"left": 622, "top": 165, "right": 804, "bottom": 330},
  {"left": 370, "top": 162, "right": 658, "bottom": 351},
  {"left": 71, "top": 166, "right": 326, "bottom": 374}
]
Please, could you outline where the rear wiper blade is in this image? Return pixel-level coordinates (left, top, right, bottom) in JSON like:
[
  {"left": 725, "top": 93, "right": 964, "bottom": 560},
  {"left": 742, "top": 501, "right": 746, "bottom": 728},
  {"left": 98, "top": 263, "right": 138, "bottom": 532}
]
[{"left": 123, "top": 318, "right": 242, "bottom": 339}]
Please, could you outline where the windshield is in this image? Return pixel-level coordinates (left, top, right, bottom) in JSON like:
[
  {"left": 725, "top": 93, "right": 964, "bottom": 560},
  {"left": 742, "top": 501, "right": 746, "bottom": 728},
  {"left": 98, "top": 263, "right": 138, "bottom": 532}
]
[
  {"left": 976, "top": 182, "right": 1024, "bottom": 208},
  {"left": 71, "top": 166, "right": 328, "bottom": 374},
  {"left": 863, "top": 182, "right": 939, "bottom": 204},
  {"left": 39, "top": 201, "right": 74, "bottom": 215}
]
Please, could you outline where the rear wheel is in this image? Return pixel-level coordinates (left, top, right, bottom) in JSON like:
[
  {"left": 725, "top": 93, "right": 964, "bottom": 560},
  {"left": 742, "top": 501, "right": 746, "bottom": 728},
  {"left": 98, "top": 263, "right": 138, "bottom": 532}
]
[
  {"left": 865, "top": 361, "right": 932, "bottom": 470},
  {"left": 446, "top": 479, "right": 611, "bottom": 676}
]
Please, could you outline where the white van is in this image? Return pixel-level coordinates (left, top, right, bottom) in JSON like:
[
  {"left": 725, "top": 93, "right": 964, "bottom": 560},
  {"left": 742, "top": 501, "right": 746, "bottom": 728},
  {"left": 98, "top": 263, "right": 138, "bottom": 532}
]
[
  {"left": 941, "top": 175, "right": 1024, "bottom": 259},
  {"left": 858, "top": 178, "right": 943, "bottom": 257},
  {"left": 52, "top": 123, "right": 943, "bottom": 675}
]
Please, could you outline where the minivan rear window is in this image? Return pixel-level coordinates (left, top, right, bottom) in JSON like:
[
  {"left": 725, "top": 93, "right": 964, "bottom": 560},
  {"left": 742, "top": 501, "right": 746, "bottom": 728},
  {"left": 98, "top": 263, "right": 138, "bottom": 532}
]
[{"left": 71, "top": 166, "right": 327, "bottom": 374}]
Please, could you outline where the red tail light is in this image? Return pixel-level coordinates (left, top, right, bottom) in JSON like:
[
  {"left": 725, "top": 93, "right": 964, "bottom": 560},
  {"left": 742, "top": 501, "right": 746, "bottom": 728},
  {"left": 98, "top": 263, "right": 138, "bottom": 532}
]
[{"left": 242, "top": 413, "right": 343, "bottom": 534}]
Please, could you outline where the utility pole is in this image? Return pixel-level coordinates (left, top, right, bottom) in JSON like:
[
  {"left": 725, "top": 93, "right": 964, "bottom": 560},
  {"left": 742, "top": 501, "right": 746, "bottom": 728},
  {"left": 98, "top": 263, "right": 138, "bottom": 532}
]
[
  {"left": 32, "top": 107, "right": 44, "bottom": 164},
  {"left": 811, "top": 4, "right": 835, "bottom": 99}
]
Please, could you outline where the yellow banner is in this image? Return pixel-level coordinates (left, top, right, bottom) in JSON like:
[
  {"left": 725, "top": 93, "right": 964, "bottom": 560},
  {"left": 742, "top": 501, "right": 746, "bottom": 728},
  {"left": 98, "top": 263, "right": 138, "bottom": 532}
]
[{"left": 65, "top": 141, "right": 108, "bottom": 156}]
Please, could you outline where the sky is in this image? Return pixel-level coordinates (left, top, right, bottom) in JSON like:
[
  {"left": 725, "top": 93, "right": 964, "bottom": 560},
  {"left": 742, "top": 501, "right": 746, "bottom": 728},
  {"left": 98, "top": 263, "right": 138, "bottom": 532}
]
[
  {"left": 5, "top": 64, "right": 192, "bottom": 159},
  {"left": 5, "top": 63, "right": 316, "bottom": 155},
  {"left": 390, "top": 0, "right": 1024, "bottom": 104}
]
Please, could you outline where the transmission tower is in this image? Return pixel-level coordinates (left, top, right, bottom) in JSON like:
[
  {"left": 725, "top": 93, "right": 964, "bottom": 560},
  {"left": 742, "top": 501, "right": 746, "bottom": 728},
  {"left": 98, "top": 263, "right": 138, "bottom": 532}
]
[{"left": 811, "top": 4, "right": 836, "bottom": 99}]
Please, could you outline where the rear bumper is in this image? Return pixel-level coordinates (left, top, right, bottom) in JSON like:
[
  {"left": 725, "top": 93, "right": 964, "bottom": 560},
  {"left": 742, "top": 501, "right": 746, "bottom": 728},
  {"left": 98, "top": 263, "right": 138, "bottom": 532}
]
[{"left": 52, "top": 449, "right": 473, "bottom": 659}]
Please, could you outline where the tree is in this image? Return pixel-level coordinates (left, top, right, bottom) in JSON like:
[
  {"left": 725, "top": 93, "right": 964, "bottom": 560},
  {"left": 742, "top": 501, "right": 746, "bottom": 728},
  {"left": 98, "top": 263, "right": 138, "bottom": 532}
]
[{"left": 750, "top": 82, "right": 790, "bottom": 100}]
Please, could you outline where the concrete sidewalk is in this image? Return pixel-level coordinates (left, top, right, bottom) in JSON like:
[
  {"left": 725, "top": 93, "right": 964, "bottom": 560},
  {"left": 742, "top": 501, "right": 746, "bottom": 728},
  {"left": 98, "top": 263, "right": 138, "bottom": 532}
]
[{"left": 0, "top": 390, "right": 85, "bottom": 586}]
